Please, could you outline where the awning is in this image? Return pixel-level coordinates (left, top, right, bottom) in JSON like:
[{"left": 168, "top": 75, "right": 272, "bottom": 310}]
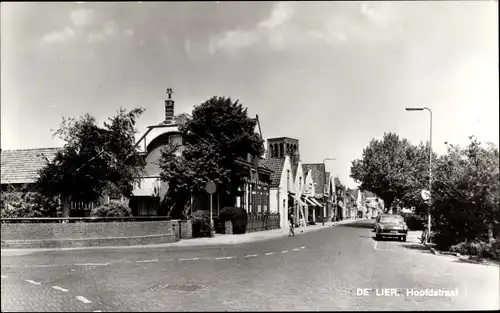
[
  {"left": 132, "top": 177, "right": 161, "bottom": 197},
  {"left": 302, "top": 196, "right": 317, "bottom": 207},
  {"left": 289, "top": 191, "right": 307, "bottom": 206},
  {"left": 310, "top": 198, "right": 323, "bottom": 207}
]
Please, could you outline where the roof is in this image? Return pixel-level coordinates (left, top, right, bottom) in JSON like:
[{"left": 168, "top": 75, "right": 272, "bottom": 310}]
[
  {"left": 302, "top": 163, "right": 326, "bottom": 196},
  {"left": 260, "top": 158, "right": 285, "bottom": 188},
  {"left": 1, "top": 148, "right": 61, "bottom": 184}
]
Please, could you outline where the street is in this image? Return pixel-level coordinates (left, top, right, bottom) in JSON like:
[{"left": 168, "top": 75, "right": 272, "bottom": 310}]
[{"left": 2, "top": 219, "right": 499, "bottom": 311}]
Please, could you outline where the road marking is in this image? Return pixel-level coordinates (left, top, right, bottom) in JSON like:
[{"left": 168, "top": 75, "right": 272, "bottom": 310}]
[
  {"left": 281, "top": 250, "right": 289, "bottom": 254},
  {"left": 300, "top": 246, "right": 305, "bottom": 249},
  {"left": 265, "top": 252, "right": 275, "bottom": 255},
  {"left": 76, "top": 296, "right": 92, "bottom": 304},
  {"left": 292, "top": 248, "right": 300, "bottom": 251},
  {"left": 74, "top": 263, "right": 110, "bottom": 267},
  {"left": 25, "top": 279, "right": 41, "bottom": 285},
  {"left": 70, "top": 269, "right": 76, "bottom": 272},
  {"left": 244, "top": 254, "right": 258, "bottom": 258},
  {"left": 215, "top": 256, "right": 234, "bottom": 260},
  {"left": 52, "top": 286, "right": 69, "bottom": 292},
  {"left": 178, "top": 257, "right": 200, "bottom": 261},
  {"left": 136, "top": 259, "right": 158, "bottom": 263}
]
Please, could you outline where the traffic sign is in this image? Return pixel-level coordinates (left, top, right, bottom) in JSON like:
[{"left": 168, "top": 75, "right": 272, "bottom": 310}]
[
  {"left": 421, "top": 190, "right": 431, "bottom": 201},
  {"left": 205, "top": 181, "right": 216, "bottom": 194}
]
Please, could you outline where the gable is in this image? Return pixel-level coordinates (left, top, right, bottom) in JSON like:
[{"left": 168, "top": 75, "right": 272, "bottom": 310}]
[
  {"left": 1, "top": 148, "right": 61, "bottom": 184},
  {"left": 302, "top": 163, "right": 326, "bottom": 196}
]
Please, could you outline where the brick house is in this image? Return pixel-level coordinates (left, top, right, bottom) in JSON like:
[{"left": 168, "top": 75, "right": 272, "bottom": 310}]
[{"left": 130, "top": 90, "right": 272, "bottom": 217}]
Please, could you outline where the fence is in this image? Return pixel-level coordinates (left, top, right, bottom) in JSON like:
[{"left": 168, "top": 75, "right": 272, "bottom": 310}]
[{"left": 246, "top": 213, "right": 280, "bottom": 233}]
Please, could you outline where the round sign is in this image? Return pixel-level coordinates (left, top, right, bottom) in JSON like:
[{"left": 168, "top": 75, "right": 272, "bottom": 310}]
[
  {"left": 421, "top": 190, "right": 431, "bottom": 201},
  {"left": 205, "top": 181, "right": 216, "bottom": 194}
]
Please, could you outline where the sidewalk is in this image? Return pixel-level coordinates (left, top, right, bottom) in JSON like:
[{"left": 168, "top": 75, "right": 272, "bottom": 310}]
[{"left": 1, "top": 218, "right": 361, "bottom": 255}]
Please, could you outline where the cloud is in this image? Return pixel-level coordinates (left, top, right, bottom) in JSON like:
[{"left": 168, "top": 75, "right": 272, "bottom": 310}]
[
  {"left": 209, "top": 1, "right": 405, "bottom": 54},
  {"left": 124, "top": 29, "right": 134, "bottom": 37},
  {"left": 41, "top": 27, "right": 75, "bottom": 43},
  {"left": 70, "top": 9, "right": 93, "bottom": 26},
  {"left": 87, "top": 20, "right": 118, "bottom": 43}
]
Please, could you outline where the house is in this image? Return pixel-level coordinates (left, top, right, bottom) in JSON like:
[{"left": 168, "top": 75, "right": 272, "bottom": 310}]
[
  {"left": 263, "top": 137, "right": 305, "bottom": 228},
  {"left": 260, "top": 154, "right": 292, "bottom": 229},
  {"left": 325, "top": 172, "right": 336, "bottom": 221},
  {"left": 1, "top": 91, "right": 273, "bottom": 221},
  {"left": 0, "top": 147, "right": 104, "bottom": 217},
  {"left": 1, "top": 148, "right": 61, "bottom": 190},
  {"left": 302, "top": 163, "right": 326, "bottom": 223},
  {"left": 131, "top": 90, "right": 272, "bottom": 217}
]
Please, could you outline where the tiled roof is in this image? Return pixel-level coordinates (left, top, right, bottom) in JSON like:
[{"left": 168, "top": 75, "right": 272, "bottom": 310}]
[
  {"left": 1, "top": 148, "right": 61, "bottom": 184},
  {"left": 260, "top": 158, "right": 285, "bottom": 188},
  {"left": 302, "top": 163, "right": 326, "bottom": 196},
  {"left": 334, "top": 177, "right": 343, "bottom": 187}
]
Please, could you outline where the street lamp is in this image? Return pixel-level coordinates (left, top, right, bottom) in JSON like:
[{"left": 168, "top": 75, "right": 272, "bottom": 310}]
[
  {"left": 405, "top": 107, "right": 433, "bottom": 244},
  {"left": 323, "top": 158, "right": 337, "bottom": 226}
]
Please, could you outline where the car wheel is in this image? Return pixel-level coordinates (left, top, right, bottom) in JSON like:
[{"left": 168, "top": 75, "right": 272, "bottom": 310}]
[{"left": 402, "top": 236, "right": 407, "bottom": 242}]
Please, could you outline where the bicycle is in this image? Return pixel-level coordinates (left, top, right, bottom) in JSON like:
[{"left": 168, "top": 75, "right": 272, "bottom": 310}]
[{"left": 419, "top": 228, "right": 429, "bottom": 244}]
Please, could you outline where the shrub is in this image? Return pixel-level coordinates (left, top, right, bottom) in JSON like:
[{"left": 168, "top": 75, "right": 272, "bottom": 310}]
[
  {"left": 1, "top": 190, "right": 60, "bottom": 218},
  {"left": 219, "top": 207, "right": 247, "bottom": 234},
  {"left": 450, "top": 239, "right": 500, "bottom": 259},
  {"left": 90, "top": 200, "right": 132, "bottom": 218},
  {"left": 190, "top": 210, "right": 213, "bottom": 237}
]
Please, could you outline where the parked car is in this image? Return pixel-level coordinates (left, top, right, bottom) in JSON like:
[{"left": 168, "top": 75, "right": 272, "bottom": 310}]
[{"left": 375, "top": 214, "right": 408, "bottom": 241}]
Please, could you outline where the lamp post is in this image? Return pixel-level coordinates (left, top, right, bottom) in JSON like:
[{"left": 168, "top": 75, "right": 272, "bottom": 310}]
[
  {"left": 323, "top": 158, "right": 337, "bottom": 226},
  {"left": 405, "top": 107, "right": 432, "bottom": 244}
]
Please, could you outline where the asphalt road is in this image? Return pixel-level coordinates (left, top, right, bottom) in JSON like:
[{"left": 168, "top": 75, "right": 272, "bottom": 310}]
[{"left": 2, "top": 219, "right": 499, "bottom": 311}]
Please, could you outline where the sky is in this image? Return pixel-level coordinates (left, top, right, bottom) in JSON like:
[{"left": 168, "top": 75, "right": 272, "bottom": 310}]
[{"left": 1, "top": 1, "right": 498, "bottom": 189}]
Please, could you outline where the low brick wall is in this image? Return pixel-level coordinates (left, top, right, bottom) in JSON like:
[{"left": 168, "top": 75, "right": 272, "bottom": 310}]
[{"left": 1, "top": 221, "right": 178, "bottom": 249}]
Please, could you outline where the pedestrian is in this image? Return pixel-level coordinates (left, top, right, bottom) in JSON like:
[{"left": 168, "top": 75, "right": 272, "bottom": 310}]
[{"left": 288, "top": 212, "right": 295, "bottom": 237}]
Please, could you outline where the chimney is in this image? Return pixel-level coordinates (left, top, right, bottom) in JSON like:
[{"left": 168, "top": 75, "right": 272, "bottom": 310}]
[{"left": 165, "top": 88, "right": 174, "bottom": 124}]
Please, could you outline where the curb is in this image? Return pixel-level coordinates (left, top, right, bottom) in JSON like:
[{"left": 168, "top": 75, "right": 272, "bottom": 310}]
[{"left": 423, "top": 243, "right": 440, "bottom": 255}]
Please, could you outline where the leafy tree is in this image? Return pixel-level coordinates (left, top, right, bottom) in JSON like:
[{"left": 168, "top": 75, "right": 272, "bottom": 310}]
[
  {"left": 35, "top": 108, "right": 145, "bottom": 206},
  {"left": 159, "top": 96, "right": 264, "bottom": 219},
  {"left": 350, "top": 132, "right": 436, "bottom": 212},
  {"left": 431, "top": 137, "right": 499, "bottom": 249}
]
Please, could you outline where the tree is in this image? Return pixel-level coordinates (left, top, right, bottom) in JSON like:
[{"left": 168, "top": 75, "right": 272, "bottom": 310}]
[
  {"left": 159, "top": 96, "right": 264, "bottom": 219},
  {"left": 350, "top": 132, "right": 435, "bottom": 212},
  {"left": 1, "top": 184, "right": 61, "bottom": 218},
  {"left": 35, "top": 108, "right": 145, "bottom": 206},
  {"left": 431, "top": 137, "right": 499, "bottom": 248}
]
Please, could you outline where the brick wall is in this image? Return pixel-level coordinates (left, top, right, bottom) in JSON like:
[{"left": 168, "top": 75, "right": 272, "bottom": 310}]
[{"left": 1, "top": 221, "right": 178, "bottom": 249}]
